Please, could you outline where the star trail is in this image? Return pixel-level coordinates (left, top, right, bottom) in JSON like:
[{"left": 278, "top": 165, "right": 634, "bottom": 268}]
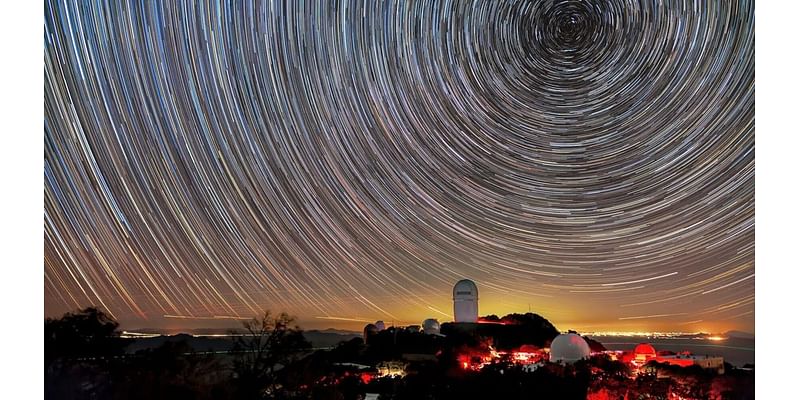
[{"left": 44, "top": 1, "right": 754, "bottom": 333}]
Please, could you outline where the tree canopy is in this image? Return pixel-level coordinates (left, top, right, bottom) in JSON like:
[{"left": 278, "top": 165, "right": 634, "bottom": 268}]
[{"left": 45, "top": 307, "right": 130, "bottom": 364}]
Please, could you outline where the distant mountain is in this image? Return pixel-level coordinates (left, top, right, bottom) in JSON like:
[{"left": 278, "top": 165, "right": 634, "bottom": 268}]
[
  {"left": 304, "top": 330, "right": 361, "bottom": 348},
  {"left": 124, "top": 329, "right": 360, "bottom": 353},
  {"left": 125, "top": 334, "right": 234, "bottom": 353},
  {"left": 724, "top": 330, "right": 755, "bottom": 339},
  {"left": 307, "top": 328, "right": 361, "bottom": 336}
]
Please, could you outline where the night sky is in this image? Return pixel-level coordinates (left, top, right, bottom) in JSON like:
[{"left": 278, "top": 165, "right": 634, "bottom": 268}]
[{"left": 44, "top": 1, "right": 754, "bottom": 333}]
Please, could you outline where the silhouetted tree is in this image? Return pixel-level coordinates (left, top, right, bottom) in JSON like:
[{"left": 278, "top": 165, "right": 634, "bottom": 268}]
[
  {"left": 45, "top": 307, "right": 130, "bottom": 399},
  {"left": 231, "top": 311, "right": 311, "bottom": 398},
  {"left": 45, "top": 307, "right": 130, "bottom": 365}
]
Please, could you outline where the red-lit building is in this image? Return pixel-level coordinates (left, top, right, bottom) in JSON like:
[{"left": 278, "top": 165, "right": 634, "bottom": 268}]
[
  {"left": 616, "top": 343, "right": 725, "bottom": 374},
  {"left": 633, "top": 343, "right": 657, "bottom": 365}
]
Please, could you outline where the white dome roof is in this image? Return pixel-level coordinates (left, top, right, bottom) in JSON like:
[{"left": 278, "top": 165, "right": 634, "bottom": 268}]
[
  {"left": 422, "top": 318, "right": 440, "bottom": 334},
  {"left": 453, "top": 279, "right": 478, "bottom": 300},
  {"left": 550, "top": 333, "right": 591, "bottom": 363}
]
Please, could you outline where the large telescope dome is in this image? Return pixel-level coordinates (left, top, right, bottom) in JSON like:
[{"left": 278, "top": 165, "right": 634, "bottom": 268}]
[
  {"left": 453, "top": 279, "right": 479, "bottom": 323},
  {"left": 549, "top": 333, "right": 591, "bottom": 363},
  {"left": 634, "top": 343, "right": 657, "bottom": 359}
]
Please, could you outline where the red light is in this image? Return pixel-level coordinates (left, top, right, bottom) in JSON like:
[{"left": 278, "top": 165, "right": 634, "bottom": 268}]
[
  {"left": 360, "top": 373, "right": 372, "bottom": 384},
  {"left": 477, "top": 318, "right": 507, "bottom": 325}
]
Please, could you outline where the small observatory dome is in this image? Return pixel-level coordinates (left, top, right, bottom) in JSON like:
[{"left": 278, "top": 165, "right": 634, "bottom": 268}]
[
  {"left": 550, "top": 333, "right": 591, "bottom": 363},
  {"left": 422, "top": 318, "right": 440, "bottom": 335},
  {"left": 453, "top": 279, "right": 479, "bottom": 323},
  {"left": 363, "top": 324, "right": 378, "bottom": 343},
  {"left": 375, "top": 320, "right": 386, "bottom": 331},
  {"left": 634, "top": 343, "right": 657, "bottom": 359}
]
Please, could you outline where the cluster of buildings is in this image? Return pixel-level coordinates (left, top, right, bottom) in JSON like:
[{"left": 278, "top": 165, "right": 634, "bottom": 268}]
[
  {"left": 360, "top": 279, "right": 724, "bottom": 375},
  {"left": 456, "top": 332, "right": 592, "bottom": 372},
  {"left": 608, "top": 343, "right": 725, "bottom": 374},
  {"left": 363, "top": 318, "right": 442, "bottom": 341},
  {"left": 362, "top": 279, "right": 477, "bottom": 342}
]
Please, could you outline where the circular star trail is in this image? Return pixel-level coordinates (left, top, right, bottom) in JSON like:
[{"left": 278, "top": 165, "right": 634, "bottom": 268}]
[{"left": 44, "top": 1, "right": 754, "bottom": 332}]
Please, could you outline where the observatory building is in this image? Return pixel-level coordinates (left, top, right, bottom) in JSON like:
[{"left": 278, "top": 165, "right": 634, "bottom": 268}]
[
  {"left": 422, "top": 318, "right": 441, "bottom": 335},
  {"left": 623, "top": 342, "right": 725, "bottom": 374},
  {"left": 549, "top": 333, "right": 591, "bottom": 364},
  {"left": 633, "top": 343, "right": 657, "bottom": 364},
  {"left": 453, "top": 279, "right": 479, "bottom": 323},
  {"left": 363, "top": 323, "right": 378, "bottom": 344}
]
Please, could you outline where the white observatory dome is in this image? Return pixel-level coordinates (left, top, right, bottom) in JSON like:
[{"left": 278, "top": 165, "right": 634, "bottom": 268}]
[
  {"left": 453, "top": 279, "right": 479, "bottom": 323},
  {"left": 549, "top": 333, "right": 591, "bottom": 364},
  {"left": 422, "top": 318, "right": 440, "bottom": 335},
  {"left": 375, "top": 320, "right": 386, "bottom": 331}
]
